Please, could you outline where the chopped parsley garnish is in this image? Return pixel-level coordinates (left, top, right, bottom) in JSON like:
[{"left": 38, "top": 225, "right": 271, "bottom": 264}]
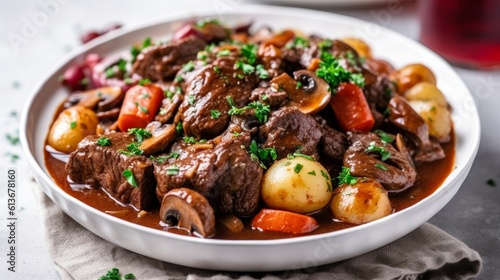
[
  {"left": 6, "top": 133, "right": 20, "bottom": 145},
  {"left": 321, "top": 170, "right": 333, "bottom": 191},
  {"left": 285, "top": 37, "right": 309, "bottom": 49},
  {"left": 234, "top": 60, "right": 255, "bottom": 74},
  {"left": 375, "top": 163, "right": 388, "bottom": 170},
  {"left": 195, "top": 18, "right": 220, "bottom": 27},
  {"left": 366, "top": 141, "right": 391, "bottom": 161},
  {"left": 138, "top": 104, "right": 149, "bottom": 114},
  {"left": 96, "top": 137, "right": 111, "bottom": 146},
  {"left": 241, "top": 43, "right": 258, "bottom": 65},
  {"left": 119, "top": 142, "right": 143, "bottom": 156},
  {"left": 99, "top": 268, "right": 135, "bottom": 280},
  {"left": 188, "top": 95, "right": 196, "bottom": 106},
  {"left": 176, "top": 121, "right": 183, "bottom": 135},
  {"left": 374, "top": 130, "right": 395, "bottom": 143},
  {"left": 164, "top": 90, "right": 175, "bottom": 99},
  {"left": 159, "top": 108, "right": 168, "bottom": 115},
  {"left": 174, "top": 76, "right": 184, "bottom": 83},
  {"left": 337, "top": 166, "right": 357, "bottom": 185},
  {"left": 486, "top": 179, "right": 497, "bottom": 187},
  {"left": 122, "top": 169, "right": 138, "bottom": 188},
  {"left": 296, "top": 81, "right": 302, "bottom": 89},
  {"left": 213, "top": 65, "right": 221, "bottom": 74},
  {"left": 345, "top": 51, "right": 357, "bottom": 66},
  {"left": 217, "top": 49, "right": 231, "bottom": 57},
  {"left": 150, "top": 152, "right": 179, "bottom": 163},
  {"left": 284, "top": 161, "right": 292, "bottom": 166},
  {"left": 255, "top": 64, "right": 269, "bottom": 79},
  {"left": 182, "top": 60, "right": 195, "bottom": 72},
  {"left": 287, "top": 152, "right": 315, "bottom": 161},
  {"left": 318, "top": 39, "right": 332, "bottom": 50},
  {"left": 105, "top": 67, "right": 115, "bottom": 78},
  {"left": 307, "top": 170, "right": 316, "bottom": 176},
  {"left": 166, "top": 164, "right": 180, "bottom": 176},
  {"left": 232, "top": 131, "right": 243, "bottom": 137},
  {"left": 130, "top": 37, "right": 152, "bottom": 63},
  {"left": 70, "top": 121, "right": 77, "bottom": 129},
  {"left": 5, "top": 152, "right": 19, "bottom": 163},
  {"left": 248, "top": 140, "right": 277, "bottom": 169},
  {"left": 128, "top": 128, "right": 152, "bottom": 142},
  {"left": 138, "top": 79, "right": 151, "bottom": 86},
  {"left": 294, "top": 163, "right": 304, "bottom": 174},
  {"left": 383, "top": 107, "right": 391, "bottom": 116},
  {"left": 183, "top": 136, "right": 197, "bottom": 144},
  {"left": 226, "top": 97, "right": 271, "bottom": 123},
  {"left": 315, "top": 51, "right": 365, "bottom": 93},
  {"left": 211, "top": 109, "right": 221, "bottom": 119},
  {"left": 197, "top": 50, "right": 208, "bottom": 61},
  {"left": 117, "top": 59, "right": 127, "bottom": 73}
]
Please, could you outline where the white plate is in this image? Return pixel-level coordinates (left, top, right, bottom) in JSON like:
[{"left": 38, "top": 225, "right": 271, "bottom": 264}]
[
  {"left": 248, "top": 0, "right": 391, "bottom": 7},
  {"left": 20, "top": 5, "right": 480, "bottom": 271}
]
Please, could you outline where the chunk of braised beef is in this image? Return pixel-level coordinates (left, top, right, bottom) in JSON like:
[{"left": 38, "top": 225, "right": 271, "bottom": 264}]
[
  {"left": 315, "top": 115, "right": 348, "bottom": 163},
  {"left": 362, "top": 67, "right": 396, "bottom": 127},
  {"left": 131, "top": 36, "right": 206, "bottom": 82},
  {"left": 388, "top": 96, "right": 445, "bottom": 162},
  {"left": 179, "top": 56, "right": 258, "bottom": 139},
  {"left": 155, "top": 93, "right": 183, "bottom": 124},
  {"left": 154, "top": 133, "right": 262, "bottom": 216},
  {"left": 259, "top": 107, "right": 322, "bottom": 159},
  {"left": 66, "top": 133, "right": 157, "bottom": 210},
  {"left": 344, "top": 132, "right": 417, "bottom": 193},
  {"left": 250, "top": 84, "right": 288, "bottom": 107}
]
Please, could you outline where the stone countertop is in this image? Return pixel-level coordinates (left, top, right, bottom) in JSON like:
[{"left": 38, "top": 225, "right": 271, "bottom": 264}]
[{"left": 0, "top": 0, "right": 498, "bottom": 279}]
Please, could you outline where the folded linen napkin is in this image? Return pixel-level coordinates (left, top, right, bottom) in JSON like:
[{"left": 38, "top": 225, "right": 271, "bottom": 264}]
[{"left": 32, "top": 183, "right": 481, "bottom": 280}]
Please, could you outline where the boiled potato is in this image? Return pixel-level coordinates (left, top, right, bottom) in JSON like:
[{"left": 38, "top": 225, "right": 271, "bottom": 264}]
[
  {"left": 408, "top": 100, "right": 452, "bottom": 142},
  {"left": 390, "top": 64, "right": 436, "bottom": 94},
  {"left": 330, "top": 179, "right": 392, "bottom": 225},
  {"left": 404, "top": 82, "right": 447, "bottom": 107},
  {"left": 262, "top": 157, "right": 333, "bottom": 214},
  {"left": 48, "top": 106, "right": 98, "bottom": 153},
  {"left": 341, "top": 37, "right": 372, "bottom": 58}
]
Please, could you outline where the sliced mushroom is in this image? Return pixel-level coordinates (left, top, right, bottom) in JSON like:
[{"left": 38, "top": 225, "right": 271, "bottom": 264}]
[
  {"left": 388, "top": 96, "right": 445, "bottom": 162},
  {"left": 96, "top": 108, "right": 120, "bottom": 120},
  {"left": 139, "top": 121, "right": 177, "bottom": 155},
  {"left": 160, "top": 188, "right": 215, "bottom": 238},
  {"left": 270, "top": 70, "right": 331, "bottom": 115},
  {"left": 65, "top": 86, "right": 123, "bottom": 111}
]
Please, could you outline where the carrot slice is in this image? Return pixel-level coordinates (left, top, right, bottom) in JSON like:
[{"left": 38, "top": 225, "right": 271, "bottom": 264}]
[
  {"left": 117, "top": 84, "right": 163, "bottom": 132},
  {"left": 251, "top": 209, "right": 319, "bottom": 234},
  {"left": 330, "top": 82, "right": 375, "bottom": 132}
]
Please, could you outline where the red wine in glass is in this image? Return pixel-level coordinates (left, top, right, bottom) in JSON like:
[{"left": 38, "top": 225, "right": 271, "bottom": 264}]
[{"left": 419, "top": 0, "right": 500, "bottom": 69}]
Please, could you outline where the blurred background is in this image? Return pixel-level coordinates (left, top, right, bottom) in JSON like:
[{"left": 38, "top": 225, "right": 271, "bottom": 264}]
[{"left": 0, "top": 0, "right": 499, "bottom": 279}]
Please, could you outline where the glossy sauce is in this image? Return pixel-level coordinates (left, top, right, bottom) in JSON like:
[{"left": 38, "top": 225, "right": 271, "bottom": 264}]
[{"left": 44, "top": 131, "right": 455, "bottom": 240}]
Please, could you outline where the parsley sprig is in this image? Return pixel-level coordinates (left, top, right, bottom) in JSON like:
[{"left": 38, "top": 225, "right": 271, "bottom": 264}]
[
  {"left": 99, "top": 268, "right": 135, "bottom": 280},
  {"left": 248, "top": 140, "right": 277, "bottom": 169},
  {"left": 122, "top": 169, "right": 138, "bottom": 188},
  {"left": 316, "top": 51, "right": 365, "bottom": 93},
  {"left": 96, "top": 137, "right": 111, "bottom": 146},
  {"left": 128, "top": 128, "right": 152, "bottom": 142},
  {"left": 150, "top": 152, "right": 180, "bottom": 163},
  {"left": 338, "top": 166, "right": 358, "bottom": 185},
  {"left": 226, "top": 96, "right": 271, "bottom": 123},
  {"left": 119, "top": 142, "right": 143, "bottom": 156},
  {"left": 365, "top": 141, "right": 392, "bottom": 161}
]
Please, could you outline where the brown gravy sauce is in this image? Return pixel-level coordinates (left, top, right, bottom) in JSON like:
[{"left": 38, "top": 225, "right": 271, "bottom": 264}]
[{"left": 44, "top": 130, "right": 455, "bottom": 240}]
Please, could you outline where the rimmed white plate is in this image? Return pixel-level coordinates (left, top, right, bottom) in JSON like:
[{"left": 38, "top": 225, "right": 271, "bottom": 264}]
[
  {"left": 20, "top": 5, "right": 480, "bottom": 271},
  {"left": 248, "top": 0, "right": 391, "bottom": 7}
]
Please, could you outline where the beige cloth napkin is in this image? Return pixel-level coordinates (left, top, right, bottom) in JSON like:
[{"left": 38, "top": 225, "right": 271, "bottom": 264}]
[{"left": 32, "top": 183, "right": 481, "bottom": 280}]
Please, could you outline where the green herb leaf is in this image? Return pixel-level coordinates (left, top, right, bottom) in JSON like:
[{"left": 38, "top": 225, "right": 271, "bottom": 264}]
[
  {"left": 366, "top": 141, "right": 391, "bottom": 161},
  {"left": 318, "top": 39, "right": 332, "bottom": 50},
  {"left": 166, "top": 164, "right": 180, "bottom": 176},
  {"left": 374, "top": 130, "right": 395, "bottom": 143},
  {"left": 316, "top": 51, "right": 365, "bottom": 93},
  {"left": 294, "top": 163, "right": 304, "bottom": 174},
  {"left": 188, "top": 95, "right": 196, "bottom": 106},
  {"left": 288, "top": 152, "right": 315, "bottom": 161},
  {"left": 138, "top": 78, "right": 151, "bottom": 86},
  {"left": 195, "top": 18, "right": 220, "bottom": 27},
  {"left": 255, "top": 64, "right": 269, "bottom": 79},
  {"left": 241, "top": 43, "right": 258, "bottom": 65},
  {"left": 96, "top": 137, "right": 111, "bottom": 146},
  {"left": 122, "top": 169, "right": 138, "bottom": 188},
  {"left": 375, "top": 163, "right": 388, "bottom": 170},
  {"left": 150, "top": 152, "right": 180, "bottom": 163},
  {"left": 211, "top": 109, "right": 221, "bottom": 119},
  {"left": 296, "top": 81, "right": 302, "bottom": 89},
  {"left": 248, "top": 140, "right": 277, "bottom": 169},
  {"left": 128, "top": 128, "right": 152, "bottom": 142},
  {"left": 321, "top": 170, "right": 333, "bottom": 191},
  {"left": 182, "top": 60, "right": 195, "bottom": 72},
  {"left": 6, "top": 133, "right": 20, "bottom": 145},
  {"left": 337, "top": 166, "right": 358, "bottom": 185},
  {"left": 175, "top": 76, "right": 184, "bottom": 83},
  {"left": 119, "top": 142, "right": 143, "bottom": 156},
  {"left": 307, "top": 170, "right": 316, "bottom": 176},
  {"left": 105, "top": 67, "right": 115, "bottom": 78},
  {"left": 217, "top": 49, "right": 231, "bottom": 57},
  {"left": 234, "top": 60, "right": 255, "bottom": 75},
  {"left": 176, "top": 122, "right": 183, "bottom": 135},
  {"left": 117, "top": 58, "right": 128, "bottom": 73},
  {"left": 246, "top": 101, "right": 271, "bottom": 123},
  {"left": 285, "top": 37, "right": 309, "bottom": 49},
  {"left": 124, "top": 273, "right": 136, "bottom": 279},
  {"left": 70, "top": 121, "right": 77, "bottom": 129}
]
